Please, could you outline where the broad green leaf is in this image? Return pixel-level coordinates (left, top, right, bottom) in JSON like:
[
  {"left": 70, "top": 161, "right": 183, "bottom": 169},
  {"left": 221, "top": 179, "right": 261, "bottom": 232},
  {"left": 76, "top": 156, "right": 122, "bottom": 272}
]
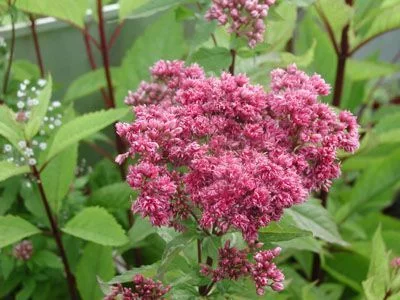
[
  {"left": 87, "top": 182, "right": 134, "bottom": 211},
  {"left": 32, "top": 250, "right": 63, "bottom": 269},
  {"left": 46, "top": 108, "right": 129, "bottom": 161},
  {"left": 346, "top": 59, "right": 400, "bottom": 81},
  {"left": 259, "top": 215, "right": 312, "bottom": 243},
  {"left": 0, "top": 105, "right": 24, "bottom": 147},
  {"left": 128, "top": 217, "right": 156, "bottom": 245},
  {"left": 189, "top": 47, "right": 231, "bottom": 73},
  {"left": 280, "top": 39, "right": 316, "bottom": 67},
  {"left": 286, "top": 199, "right": 347, "bottom": 246},
  {"left": 25, "top": 76, "right": 52, "bottom": 140},
  {"left": 76, "top": 243, "right": 115, "bottom": 300},
  {"left": 0, "top": 161, "right": 29, "bottom": 183},
  {"left": 336, "top": 148, "right": 400, "bottom": 222},
  {"left": 189, "top": 19, "right": 217, "bottom": 53},
  {"left": 16, "top": 0, "right": 87, "bottom": 28},
  {"left": 41, "top": 144, "right": 78, "bottom": 214},
  {"left": 62, "top": 206, "right": 129, "bottom": 246},
  {"left": 362, "top": 227, "right": 390, "bottom": 299},
  {"left": 117, "top": 11, "right": 185, "bottom": 107},
  {"left": 15, "top": 278, "right": 36, "bottom": 300},
  {"left": 274, "top": 236, "right": 322, "bottom": 253},
  {"left": 64, "top": 69, "right": 107, "bottom": 104},
  {"left": 315, "top": 0, "right": 353, "bottom": 42},
  {"left": 11, "top": 60, "right": 40, "bottom": 81},
  {"left": 0, "top": 215, "right": 40, "bottom": 248},
  {"left": 120, "top": 0, "right": 192, "bottom": 20},
  {"left": 108, "top": 263, "right": 159, "bottom": 284}
]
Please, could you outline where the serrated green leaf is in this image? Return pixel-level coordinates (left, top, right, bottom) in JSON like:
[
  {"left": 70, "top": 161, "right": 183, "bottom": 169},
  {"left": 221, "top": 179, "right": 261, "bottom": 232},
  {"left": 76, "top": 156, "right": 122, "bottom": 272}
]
[
  {"left": 280, "top": 39, "right": 316, "bottom": 67},
  {"left": 189, "top": 47, "right": 231, "bottom": 73},
  {"left": 62, "top": 207, "right": 128, "bottom": 246},
  {"left": 88, "top": 182, "right": 134, "bottom": 211},
  {"left": 286, "top": 199, "right": 347, "bottom": 246},
  {"left": 120, "top": 0, "right": 192, "bottom": 20},
  {"left": 0, "top": 105, "right": 24, "bottom": 147},
  {"left": 46, "top": 108, "right": 129, "bottom": 162},
  {"left": 116, "top": 11, "right": 185, "bottom": 107},
  {"left": 77, "top": 243, "right": 115, "bottom": 300},
  {"left": 41, "top": 144, "right": 78, "bottom": 214},
  {"left": 259, "top": 215, "right": 312, "bottom": 243},
  {"left": 336, "top": 148, "right": 400, "bottom": 222},
  {"left": 25, "top": 76, "right": 52, "bottom": 140},
  {"left": 0, "top": 215, "right": 41, "bottom": 248},
  {"left": 16, "top": 0, "right": 87, "bottom": 28},
  {"left": 346, "top": 59, "right": 400, "bottom": 81},
  {"left": 0, "top": 161, "right": 29, "bottom": 183},
  {"left": 11, "top": 60, "right": 40, "bottom": 81}
]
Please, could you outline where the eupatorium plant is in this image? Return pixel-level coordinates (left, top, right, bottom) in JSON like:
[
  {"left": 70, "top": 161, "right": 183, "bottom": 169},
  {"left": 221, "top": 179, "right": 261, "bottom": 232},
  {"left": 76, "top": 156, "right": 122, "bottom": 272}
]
[{"left": 115, "top": 60, "right": 359, "bottom": 296}]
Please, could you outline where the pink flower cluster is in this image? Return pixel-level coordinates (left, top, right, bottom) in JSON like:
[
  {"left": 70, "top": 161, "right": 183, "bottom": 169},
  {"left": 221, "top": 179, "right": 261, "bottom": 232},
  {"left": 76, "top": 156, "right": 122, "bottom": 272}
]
[
  {"left": 205, "top": 0, "right": 276, "bottom": 47},
  {"left": 201, "top": 241, "right": 284, "bottom": 295},
  {"left": 391, "top": 257, "right": 400, "bottom": 268},
  {"left": 104, "top": 275, "right": 170, "bottom": 300},
  {"left": 116, "top": 60, "right": 359, "bottom": 242},
  {"left": 13, "top": 240, "right": 33, "bottom": 261}
]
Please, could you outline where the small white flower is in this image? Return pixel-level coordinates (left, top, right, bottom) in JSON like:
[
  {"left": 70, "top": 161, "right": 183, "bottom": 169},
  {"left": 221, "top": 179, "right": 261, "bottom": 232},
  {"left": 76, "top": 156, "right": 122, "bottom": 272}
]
[
  {"left": 32, "top": 99, "right": 39, "bottom": 106},
  {"left": 27, "top": 98, "right": 35, "bottom": 106},
  {"left": 3, "top": 144, "right": 12, "bottom": 152},
  {"left": 54, "top": 119, "right": 62, "bottom": 127},
  {"left": 48, "top": 106, "right": 54, "bottom": 111},
  {"left": 49, "top": 117, "right": 54, "bottom": 122},
  {"left": 28, "top": 158, "right": 37, "bottom": 166},
  {"left": 17, "top": 90, "right": 25, "bottom": 98},
  {"left": 25, "top": 181, "right": 32, "bottom": 188},
  {"left": 7, "top": 157, "right": 14, "bottom": 163},
  {"left": 49, "top": 124, "right": 55, "bottom": 130},
  {"left": 20, "top": 83, "right": 27, "bottom": 91},
  {"left": 17, "top": 101, "right": 25, "bottom": 109},
  {"left": 52, "top": 101, "right": 61, "bottom": 108},
  {"left": 18, "top": 141, "right": 27, "bottom": 149},
  {"left": 20, "top": 157, "right": 25, "bottom": 162},
  {"left": 44, "top": 116, "right": 49, "bottom": 122},
  {"left": 56, "top": 114, "right": 62, "bottom": 118},
  {"left": 23, "top": 79, "right": 30, "bottom": 85},
  {"left": 40, "top": 130, "right": 46, "bottom": 136},
  {"left": 32, "top": 140, "right": 38, "bottom": 146},
  {"left": 37, "top": 79, "right": 47, "bottom": 87},
  {"left": 39, "top": 142, "right": 47, "bottom": 150},
  {"left": 25, "top": 111, "right": 31, "bottom": 118},
  {"left": 24, "top": 148, "right": 34, "bottom": 157},
  {"left": 31, "top": 87, "right": 37, "bottom": 92}
]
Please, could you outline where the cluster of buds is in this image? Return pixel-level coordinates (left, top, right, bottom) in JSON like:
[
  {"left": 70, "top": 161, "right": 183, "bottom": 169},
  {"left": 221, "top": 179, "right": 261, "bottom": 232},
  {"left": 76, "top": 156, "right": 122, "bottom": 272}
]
[
  {"left": 392, "top": 257, "right": 400, "bottom": 269},
  {"left": 2, "top": 139, "right": 47, "bottom": 167},
  {"left": 12, "top": 240, "right": 33, "bottom": 261},
  {"left": 104, "top": 275, "right": 170, "bottom": 300},
  {"left": 205, "top": 0, "right": 276, "bottom": 47},
  {"left": 15, "top": 79, "right": 46, "bottom": 122},
  {"left": 201, "top": 241, "right": 284, "bottom": 295}
]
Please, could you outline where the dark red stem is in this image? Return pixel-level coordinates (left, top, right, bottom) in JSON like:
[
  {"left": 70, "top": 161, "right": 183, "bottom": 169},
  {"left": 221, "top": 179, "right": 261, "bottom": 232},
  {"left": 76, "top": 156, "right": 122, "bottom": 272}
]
[
  {"left": 108, "top": 20, "right": 125, "bottom": 50},
  {"left": 2, "top": 4, "right": 16, "bottom": 96},
  {"left": 29, "top": 15, "right": 45, "bottom": 78},
  {"left": 31, "top": 165, "right": 78, "bottom": 300},
  {"left": 228, "top": 49, "right": 236, "bottom": 75}
]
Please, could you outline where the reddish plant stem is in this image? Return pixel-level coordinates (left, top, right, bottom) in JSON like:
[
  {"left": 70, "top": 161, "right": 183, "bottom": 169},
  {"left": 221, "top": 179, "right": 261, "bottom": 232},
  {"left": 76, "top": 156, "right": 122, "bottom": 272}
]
[
  {"left": 29, "top": 15, "right": 45, "bottom": 78},
  {"left": 228, "top": 49, "right": 236, "bottom": 75},
  {"left": 108, "top": 20, "right": 125, "bottom": 50},
  {"left": 82, "top": 24, "right": 111, "bottom": 105},
  {"left": 2, "top": 4, "right": 16, "bottom": 96},
  {"left": 31, "top": 165, "right": 78, "bottom": 300}
]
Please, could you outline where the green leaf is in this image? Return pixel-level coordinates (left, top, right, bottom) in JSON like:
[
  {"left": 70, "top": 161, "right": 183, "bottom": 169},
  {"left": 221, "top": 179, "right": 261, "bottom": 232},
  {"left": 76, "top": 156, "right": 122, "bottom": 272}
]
[
  {"left": 286, "top": 199, "right": 347, "bottom": 246},
  {"left": 25, "top": 76, "right": 52, "bottom": 140},
  {"left": 120, "top": 0, "right": 192, "bottom": 20},
  {"left": 362, "top": 227, "right": 390, "bottom": 299},
  {"left": 32, "top": 250, "right": 63, "bottom": 269},
  {"left": 41, "top": 144, "right": 78, "bottom": 214},
  {"left": 64, "top": 69, "right": 107, "bottom": 104},
  {"left": 0, "top": 161, "right": 29, "bottom": 183},
  {"left": 275, "top": 236, "right": 322, "bottom": 253},
  {"left": 315, "top": 0, "right": 353, "bottom": 42},
  {"left": 108, "top": 263, "right": 159, "bottom": 284},
  {"left": 346, "top": 59, "right": 400, "bottom": 81},
  {"left": 46, "top": 108, "right": 129, "bottom": 161},
  {"left": 16, "top": 0, "right": 87, "bottom": 28},
  {"left": 62, "top": 207, "right": 128, "bottom": 246},
  {"left": 0, "top": 215, "right": 41, "bottom": 248},
  {"left": 128, "top": 217, "right": 156, "bottom": 245},
  {"left": 0, "top": 105, "right": 24, "bottom": 147},
  {"left": 11, "top": 60, "right": 40, "bottom": 81},
  {"left": 280, "top": 39, "right": 317, "bottom": 67},
  {"left": 76, "top": 243, "right": 115, "bottom": 300},
  {"left": 88, "top": 182, "right": 134, "bottom": 211},
  {"left": 15, "top": 278, "right": 36, "bottom": 300},
  {"left": 117, "top": 11, "right": 185, "bottom": 107},
  {"left": 189, "top": 47, "right": 231, "bottom": 73},
  {"left": 336, "top": 148, "right": 400, "bottom": 222},
  {"left": 259, "top": 215, "right": 312, "bottom": 243}
]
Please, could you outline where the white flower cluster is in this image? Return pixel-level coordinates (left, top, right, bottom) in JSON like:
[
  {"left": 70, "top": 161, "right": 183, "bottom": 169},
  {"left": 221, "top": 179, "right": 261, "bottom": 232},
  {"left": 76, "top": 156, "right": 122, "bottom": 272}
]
[
  {"left": 2, "top": 139, "right": 47, "bottom": 167},
  {"left": 15, "top": 79, "right": 44, "bottom": 123}
]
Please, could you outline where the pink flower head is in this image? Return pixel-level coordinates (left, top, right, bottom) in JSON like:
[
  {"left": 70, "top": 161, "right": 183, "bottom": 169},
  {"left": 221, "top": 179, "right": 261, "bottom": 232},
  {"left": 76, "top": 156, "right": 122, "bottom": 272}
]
[
  {"left": 205, "top": 0, "right": 276, "bottom": 47},
  {"left": 13, "top": 240, "right": 33, "bottom": 261},
  {"left": 117, "top": 60, "right": 359, "bottom": 242},
  {"left": 391, "top": 257, "right": 400, "bottom": 268}
]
